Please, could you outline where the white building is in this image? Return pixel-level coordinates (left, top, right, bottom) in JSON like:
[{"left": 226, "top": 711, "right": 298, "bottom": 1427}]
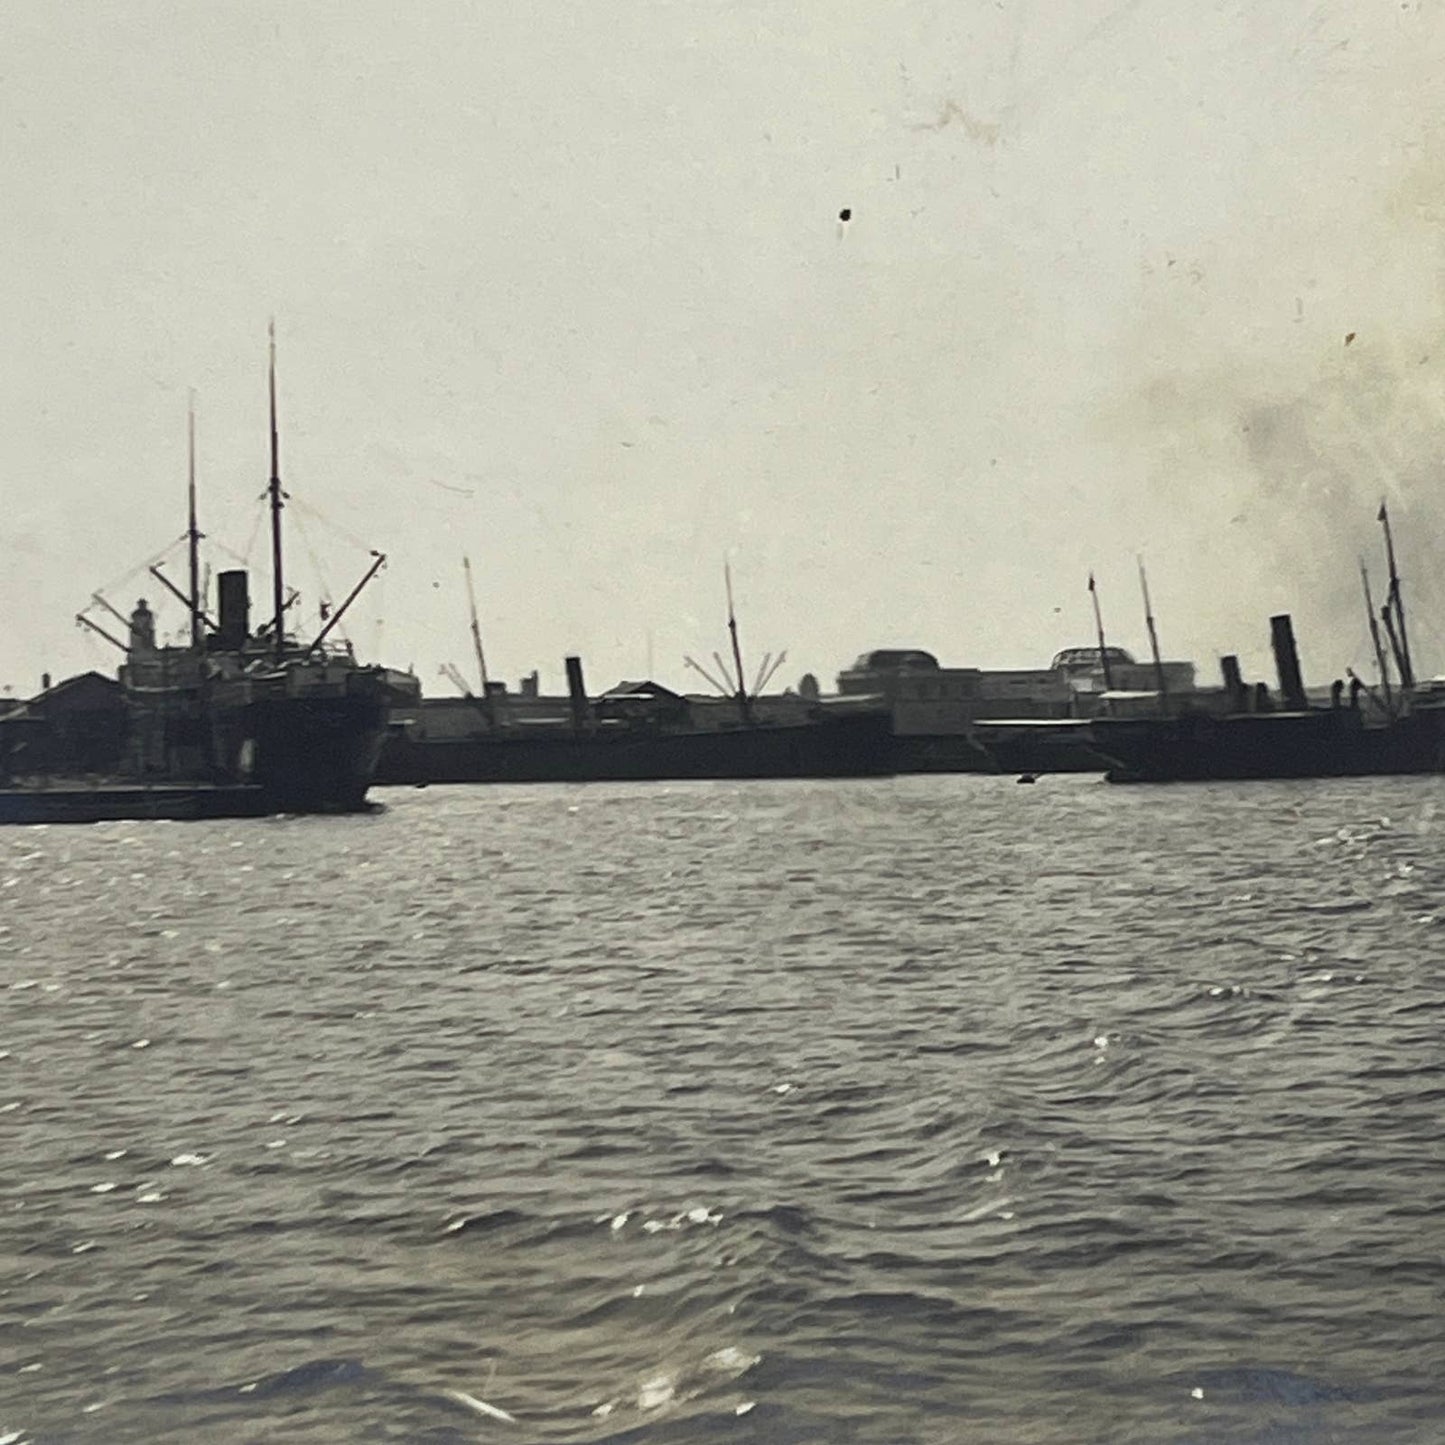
[{"left": 835, "top": 646, "right": 1200, "bottom": 733}]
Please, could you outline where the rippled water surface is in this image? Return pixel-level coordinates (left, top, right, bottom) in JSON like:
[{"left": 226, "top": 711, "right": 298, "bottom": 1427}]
[{"left": 2, "top": 775, "right": 1442, "bottom": 1443}]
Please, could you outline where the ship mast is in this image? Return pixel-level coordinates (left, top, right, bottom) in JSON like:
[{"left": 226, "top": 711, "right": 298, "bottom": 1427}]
[
  {"left": 187, "top": 394, "right": 203, "bottom": 650},
  {"left": 268, "top": 320, "right": 285, "bottom": 662},
  {"left": 725, "top": 562, "right": 754, "bottom": 726},
  {"left": 1087, "top": 571, "right": 1114, "bottom": 691},
  {"left": 463, "top": 555, "right": 496, "bottom": 729},
  {"left": 1378, "top": 500, "right": 1414, "bottom": 690},
  {"left": 1137, "top": 556, "right": 1169, "bottom": 712},
  {"left": 1359, "top": 560, "right": 1394, "bottom": 714}
]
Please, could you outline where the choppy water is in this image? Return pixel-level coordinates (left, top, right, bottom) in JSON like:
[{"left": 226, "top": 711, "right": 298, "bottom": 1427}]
[{"left": 1, "top": 774, "right": 1441, "bottom": 1444}]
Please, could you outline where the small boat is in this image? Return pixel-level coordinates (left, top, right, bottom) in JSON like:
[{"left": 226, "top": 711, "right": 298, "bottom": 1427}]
[{"left": 0, "top": 780, "right": 274, "bottom": 826}]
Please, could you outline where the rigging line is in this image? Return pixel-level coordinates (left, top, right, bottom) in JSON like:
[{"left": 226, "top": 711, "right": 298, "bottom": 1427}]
[
  {"left": 290, "top": 506, "right": 337, "bottom": 603},
  {"left": 287, "top": 494, "right": 377, "bottom": 555},
  {"left": 290, "top": 508, "right": 347, "bottom": 643},
  {"left": 236, "top": 497, "right": 267, "bottom": 568},
  {"left": 91, "top": 536, "right": 186, "bottom": 600},
  {"left": 206, "top": 536, "right": 256, "bottom": 568},
  {"left": 198, "top": 497, "right": 265, "bottom": 568}
]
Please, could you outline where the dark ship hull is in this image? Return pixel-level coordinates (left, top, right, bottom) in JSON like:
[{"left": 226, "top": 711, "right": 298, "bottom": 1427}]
[
  {"left": 376, "top": 709, "right": 896, "bottom": 785},
  {"left": 0, "top": 680, "right": 402, "bottom": 825},
  {"left": 236, "top": 684, "right": 395, "bottom": 813},
  {"left": 1089, "top": 707, "right": 1445, "bottom": 783},
  {"left": 246, "top": 697, "right": 386, "bottom": 812}
]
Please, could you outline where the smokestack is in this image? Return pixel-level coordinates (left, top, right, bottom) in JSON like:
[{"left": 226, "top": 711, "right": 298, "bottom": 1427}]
[
  {"left": 217, "top": 570, "right": 250, "bottom": 652},
  {"left": 1269, "top": 614, "right": 1308, "bottom": 712},
  {"left": 564, "top": 655, "right": 591, "bottom": 732},
  {"left": 1219, "top": 654, "right": 1245, "bottom": 712}
]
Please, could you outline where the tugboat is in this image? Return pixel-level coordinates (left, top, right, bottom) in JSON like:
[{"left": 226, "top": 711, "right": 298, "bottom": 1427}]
[{"left": 0, "top": 332, "right": 417, "bottom": 824}]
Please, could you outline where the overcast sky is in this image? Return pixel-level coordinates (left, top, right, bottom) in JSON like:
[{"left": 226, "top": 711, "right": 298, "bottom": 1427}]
[{"left": 3, "top": 1, "right": 1444, "bottom": 698}]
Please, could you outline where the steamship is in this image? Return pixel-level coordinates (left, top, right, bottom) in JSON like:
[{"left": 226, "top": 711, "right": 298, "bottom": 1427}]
[
  {"left": 117, "top": 572, "right": 417, "bottom": 815},
  {"left": 376, "top": 560, "right": 895, "bottom": 786},
  {"left": 1088, "top": 509, "right": 1445, "bottom": 782},
  {"left": 376, "top": 656, "right": 896, "bottom": 785},
  {"left": 0, "top": 335, "right": 418, "bottom": 824}
]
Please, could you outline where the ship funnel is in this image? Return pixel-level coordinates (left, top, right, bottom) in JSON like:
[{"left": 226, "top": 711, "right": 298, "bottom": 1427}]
[
  {"left": 1269, "top": 614, "right": 1308, "bottom": 711},
  {"left": 564, "top": 655, "right": 591, "bottom": 732},
  {"left": 1219, "top": 654, "right": 1246, "bottom": 713},
  {"left": 217, "top": 570, "right": 250, "bottom": 651}
]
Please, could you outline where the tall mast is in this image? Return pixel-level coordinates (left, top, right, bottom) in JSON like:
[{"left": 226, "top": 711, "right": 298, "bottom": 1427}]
[
  {"left": 463, "top": 556, "right": 491, "bottom": 695},
  {"left": 268, "top": 319, "right": 285, "bottom": 662},
  {"left": 725, "top": 562, "right": 754, "bottom": 725},
  {"left": 1360, "top": 559, "right": 1394, "bottom": 714},
  {"left": 1378, "top": 500, "right": 1414, "bottom": 689},
  {"left": 187, "top": 393, "right": 202, "bottom": 649},
  {"left": 463, "top": 555, "right": 496, "bottom": 729},
  {"left": 1137, "top": 556, "right": 1169, "bottom": 712},
  {"left": 1380, "top": 603, "right": 1408, "bottom": 701},
  {"left": 1087, "top": 571, "right": 1114, "bottom": 690}
]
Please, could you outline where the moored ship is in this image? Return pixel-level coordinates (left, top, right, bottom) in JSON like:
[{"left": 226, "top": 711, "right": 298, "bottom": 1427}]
[
  {"left": 1089, "top": 511, "right": 1443, "bottom": 783},
  {"left": 1, "top": 606, "right": 414, "bottom": 824},
  {"left": 376, "top": 664, "right": 895, "bottom": 785},
  {"left": 1088, "top": 702, "right": 1445, "bottom": 783},
  {"left": 375, "top": 560, "right": 895, "bottom": 787},
  {"left": 1088, "top": 617, "right": 1445, "bottom": 783},
  {"left": 118, "top": 573, "right": 416, "bottom": 814},
  {"left": 0, "top": 334, "right": 417, "bottom": 824}
]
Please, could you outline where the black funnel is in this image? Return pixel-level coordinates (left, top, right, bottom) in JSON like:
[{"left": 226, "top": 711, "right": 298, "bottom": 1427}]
[
  {"left": 217, "top": 570, "right": 250, "bottom": 651},
  {"left": 1269, "top": 614, "right": 1308, "bottom": 711},
  {"left": 1220, "top": 654, "right": 1245, "bottom": 712}
]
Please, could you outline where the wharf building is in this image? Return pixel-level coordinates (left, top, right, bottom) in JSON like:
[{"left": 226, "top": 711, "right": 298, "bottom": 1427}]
[{"left": 835, "top": 647, "right": 1200, "bottom": 730}]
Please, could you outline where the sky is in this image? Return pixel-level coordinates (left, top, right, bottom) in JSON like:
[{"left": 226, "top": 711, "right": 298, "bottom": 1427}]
[{"left": 3, "top": 0, "right": 1444, "bottom": 700}]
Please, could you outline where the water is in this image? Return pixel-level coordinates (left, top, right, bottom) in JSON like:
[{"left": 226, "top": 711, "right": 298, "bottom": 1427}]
[{"left": 1, "top": 775, "right": 1441, "bottom": 1443}]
